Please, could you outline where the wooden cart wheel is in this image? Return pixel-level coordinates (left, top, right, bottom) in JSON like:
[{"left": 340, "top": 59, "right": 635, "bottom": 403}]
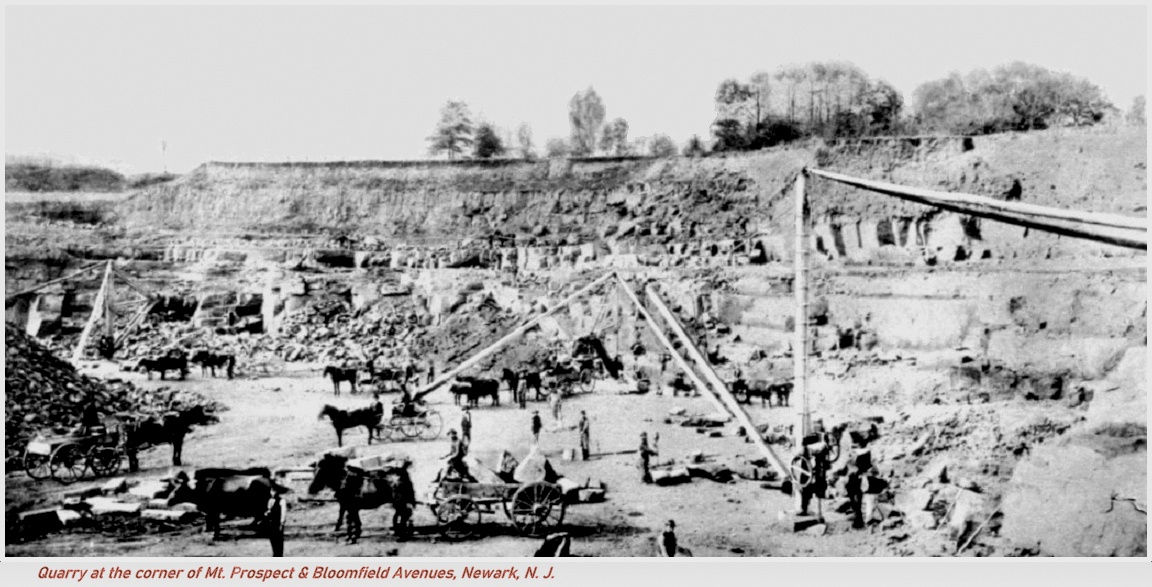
[
  {"left": 578, "top": 369, "right": 595, "bottom": 393},
  {"left": 400, "top": 417, "right": 423, "bottom": 438},
  {"left": 86, "top": 445, "right": 123, "bottom": 477},
  {"left": 510, "top": 482, "right": 566, "bottom": 537},
  {"left": 790, "top": 455, "right": 814, "bottom": 489},
  {"left": 50, "top": 443, "right": 87, "bottom": 484},
  {"left": 24, "top": 449, "right": 51, "bottom": 480},
  {"left": 419, "top": 411, "right": 443, "bottom": 440},
  {"left": 436, "top": 495, "right": 479, "bottom": 539}
]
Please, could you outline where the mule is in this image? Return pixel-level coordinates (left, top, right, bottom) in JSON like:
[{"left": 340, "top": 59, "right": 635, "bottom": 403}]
[
  {"left": 190, "top": 350, "right": 236, "bottom": 379},
  {"left": 501, "top": 368, "right": 545, "bottom": 404},
  {"left": 123, "top": 404, "right": 219, "bottom": 471},
  {"left": 319, "top": 404, "right": 382, "bottom": 447},
  {"left": 307, "top": 453, "right": 414, "bottom": 543},
  {"left": 138, "top": 351, "right": 189, "bottom": 381},
  {"left": 168, "top": 467, "right": 288, "bottom": 556},
  {"left": 323, "top": 366, "right": 359, "bottom": 396}
]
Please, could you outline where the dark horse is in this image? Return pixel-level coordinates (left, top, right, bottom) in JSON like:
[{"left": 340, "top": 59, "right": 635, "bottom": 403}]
[
  {"left": 319, "top": 404, "right": 382, "bottom": 447},
  {"left": 732, "top": 378, "right": 793, "bottom": 407},
  {"left": 323, "top": 366, "right": 359, "bottom": 396},
  {"left": 138, "top": 351, "right": 189, "bottom": 381},
  {"left": 122, "top": 404, "right": 219, "bottom": 472},
  {"left": 307, "top": 453, "right": 415, "bottom": 543},
  {"left": 168, "top": 467, "right": 288, "bottom": 556},
  {"left": 190, "top": 350, "right": 236, "bottom": 379},
  {"left": 450, "top": 376, "right": 500, "bottom": 407},
  {"left": 501, "top": 368, "right": 545, "bottom": 403}
]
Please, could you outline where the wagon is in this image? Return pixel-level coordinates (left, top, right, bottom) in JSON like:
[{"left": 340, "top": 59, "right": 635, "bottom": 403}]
[
  {"left": 428, "top": 476, "right": 567, "bottom": 539},
  {"left": 375, "top": 407, "right": 443, "bottom": 441},
  {"left": 23, "top": 426, "right": 124, "bottom": 484}
]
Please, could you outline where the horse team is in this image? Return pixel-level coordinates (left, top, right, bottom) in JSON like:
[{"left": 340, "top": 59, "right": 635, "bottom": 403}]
[{"left": 135, "top": 348, "right": 236, "bottom": 381}]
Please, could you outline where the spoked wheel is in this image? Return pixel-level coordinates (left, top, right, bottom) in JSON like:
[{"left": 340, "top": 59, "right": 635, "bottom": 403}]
[
  {"left": 510, "top": 481, "right": 566, "bottom": 537},
  {"left": 399, "top": 417, "right": 423, "bottom": 438},
  {"left": 376, "top": 423, "right": 396, "bottom": 442},
  {"left": 435, "top": 495, "right": 479, "bottom": 539},
  {"left": 418, "top": 411, "right": 443, "bottom": 440},
  {"left": 87, "top": 445, "right": 123, "bottom": 477},
  {"left": 578, "top": 369, "right": 595, "bottom": 393},
  {"left": 50, "top": 443, "right": 88, "bottom": 484},
  {"left": 790, "top": 455, "right": 814, "bottom": 490},
  {"left": 24, "top": 449, "right": 52, "bottom": 481}
]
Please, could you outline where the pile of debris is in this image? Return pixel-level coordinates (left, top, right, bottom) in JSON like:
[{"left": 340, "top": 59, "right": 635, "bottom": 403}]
[{"left": 4, "top": 324, "right": 222, "bottom": 466}]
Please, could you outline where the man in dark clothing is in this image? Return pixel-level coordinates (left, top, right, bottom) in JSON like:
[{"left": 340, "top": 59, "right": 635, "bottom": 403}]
[
  {"left": 578, "top": 411, "right": 591, "bottom": 461},
  {"left": 531, "top": 410, "right": 542, "bottom": 444},
  {"left": 79, "top": 400, "right": 103, "bottom": 435},
  {"left": 460, "top": 406, "right": 473, "bottom": 445},
  {"left": 659, "top": 520, "right": 678, "bottom": 557},
  {"left": 639, "top": 432, "right": 657, "bottom": 483},
  {"left": 845, "top": 464, "right": 866, "bottom": 529}
]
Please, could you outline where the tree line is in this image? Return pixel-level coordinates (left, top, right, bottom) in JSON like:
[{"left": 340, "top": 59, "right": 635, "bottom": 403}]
[{"left": 427, "top": 61, "right": 1144, "bottom": 160}]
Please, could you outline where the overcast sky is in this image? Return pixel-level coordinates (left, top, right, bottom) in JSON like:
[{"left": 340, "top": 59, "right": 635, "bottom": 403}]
[{"left": 5, "top": 4, "right": 1147, "bottom": 173}]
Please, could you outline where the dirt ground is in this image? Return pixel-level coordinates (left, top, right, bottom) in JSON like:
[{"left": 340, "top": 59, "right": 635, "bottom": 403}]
[{"left": 5, "top": 362, "right": 918, "bottom": 558}]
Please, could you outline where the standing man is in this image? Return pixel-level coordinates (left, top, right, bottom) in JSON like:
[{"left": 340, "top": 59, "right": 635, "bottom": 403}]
[
  {"left": 577, "top": 411, "right": 591, "bottom": 461},
  {"left": 460, "top": 405, "right": 473, "bottom": 446},
  {"left": 658, "top": 520, "right": 678, "bottom": 557},
  {"left": 639, "top": 432, "right": 657, "bottom": 484},
  {"left": 531, "top": 410, "right": 543, "bottom": 445}
]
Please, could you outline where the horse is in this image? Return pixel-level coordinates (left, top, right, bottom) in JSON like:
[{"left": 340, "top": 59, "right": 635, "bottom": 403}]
[
  {"left": 307, "top": 453, "right": 415, "bottom": 543},
  {"left": 122, "top": 404, "right": 219, "bottom": 471},
  {"left": 167, "top": 467, "right": 288, "bottom": 556},
  {"left": 769, "top": 381, "right": 792, "bottom": 407},
  {"left": 501, "top": 368, "right": 545, "bottom": 404},
  {"left": 450, "top": 376, "right": 500, "bottom": 407},
  {"left": 138, "top": 351, "right": 189, "bottom": 381},
  {"left": 190, "top": 350, "right": 236, "bottom": 379},
  {"left": 323, "top": 366, "right": 359, "bottom": 396},
  {"left": 319, "top": 404, "right": 382, "bottom": 447}
]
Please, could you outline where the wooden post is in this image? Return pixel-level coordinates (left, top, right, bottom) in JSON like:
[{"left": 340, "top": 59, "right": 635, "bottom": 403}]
[
  {"left": 71, "top": 261, "right": 113, "bottom": 364},
  {"left": 613, "top": 275, "right": 727, "bottom": 416},
  {"left": 641, "top": 282, "right": 794, "bottom": 482},
  {"left": 413, "top": 272, "right": 616, "bottom": 400},
  {"left": 793, "top": 171, "right": 810, "bottom": 515}
]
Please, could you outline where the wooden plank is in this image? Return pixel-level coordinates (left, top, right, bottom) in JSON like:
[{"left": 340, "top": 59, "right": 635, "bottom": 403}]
[
  {"left": 71, "top": 262, "right": 112, "bottom": 363},
  {"left": 413, "top": 272, "right": 616, "bottom": 401}
]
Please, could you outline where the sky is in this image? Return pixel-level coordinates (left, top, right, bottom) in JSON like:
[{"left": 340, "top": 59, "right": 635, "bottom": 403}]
[{"left": 4, "top": 4, "right": 1147, "bottom": 173}]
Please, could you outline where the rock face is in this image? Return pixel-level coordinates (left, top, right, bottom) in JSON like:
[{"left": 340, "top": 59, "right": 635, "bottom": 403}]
[{"left": 1000, "top": 434, "right": 1147, "bottom": 556}]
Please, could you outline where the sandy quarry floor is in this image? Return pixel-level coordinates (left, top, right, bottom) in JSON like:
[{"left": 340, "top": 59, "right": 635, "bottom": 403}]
[{"left": 5, "top": 363, "right": 925, "bottom": 558}]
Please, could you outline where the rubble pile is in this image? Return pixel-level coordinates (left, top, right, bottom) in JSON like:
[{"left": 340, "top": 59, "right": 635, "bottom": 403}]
[{"left": 4, "top": 324, "right": 222, "bottom": 466}]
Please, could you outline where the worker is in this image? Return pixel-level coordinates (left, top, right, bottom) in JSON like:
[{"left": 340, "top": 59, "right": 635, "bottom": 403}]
[
  {"left": 531, "top": 410, "right": 543, "bottom": 444},
  {"left": 845, "top": 463, "right": 866, "bottom": 529},
  {"left": 460, "top": 405, "right": 473, "bottom": 445},
  {"left": 658, "top": 520, "right": 678, "bottom": 557},
  {"left": 578, "top": 411, "right": 591, "bottom": 461},
  {"left": 549, "top": 388, "right": 564, "bottom": 422},
  {"left": 442, "top": 430, "right": 475, "bottom": 482},
  {"left": 78, "top": 397, "right": 103, "bottom": 436},
  {"left": 639, "top": 432, "right": 657, "bottom": 484}
]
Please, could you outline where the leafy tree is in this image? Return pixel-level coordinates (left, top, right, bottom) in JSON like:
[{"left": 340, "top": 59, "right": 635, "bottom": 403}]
[
  {"left": 711, "top": 118, "right": 747, "bottom": 152},
  {"left": 427, "top": 101, "right": 474, "bottom": 160},
  {"left": 682, "top": 135, "right": 707, "bottom": 157},
  {"left": 545, "top": 138, "right": 571, "bottom": 158},
  {"left": 516, "top": 123, "right": 536, "bottom": 160},
  {"left": 473, "top": 123, "right": 506, "bottom": 159},
  {"left": 569, "top": 87, "right": 606, "bottom": 156},
  {"left": 715, "top": 79, "right": 756, "bottom": 126},
  {"left": 648, "top": 134, "right": 677, "bottom": 157},
  {"left": 1128, "top": 95, "right": 1146, "bottom": 125},
  {"left": 599, "top": 118, "right": 630, "bottom": 155}
]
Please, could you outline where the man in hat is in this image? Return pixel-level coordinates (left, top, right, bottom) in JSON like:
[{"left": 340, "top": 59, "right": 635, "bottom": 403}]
[
  {"left": 460, "top": 406, "right": 473, "bottom": 446},
  {"left": 577, "top": 411, "right": 591, "bottom": 461},
  {"left": 639, "top": 432, "right": 657, "bottom": 483},
  {"left": 442, "top": 430, "right": 475, "bottom": 482},
  {"left": 658, "top": 520, "right": 678, "bottom": 557},
  {"left": 531, "top": 410, "right": 543, "bottom": 445}
]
